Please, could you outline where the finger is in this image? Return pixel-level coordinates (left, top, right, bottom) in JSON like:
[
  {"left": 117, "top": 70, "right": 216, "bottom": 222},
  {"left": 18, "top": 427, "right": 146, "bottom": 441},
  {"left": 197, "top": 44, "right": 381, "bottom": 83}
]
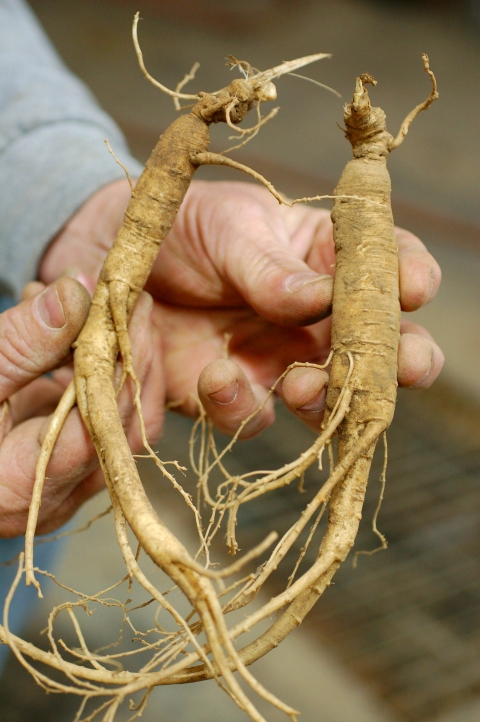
[
  {"left": 396, "top": 227, "right": 441, "bottom": 312},
  {"left": 132, "top": 323, "right": 165, "bottom": 447},
  {"left": 58, "top": 266, "right": 96, "bottom": 295},
  {"left": 0, "top": 409, "right": 98, "bottom": 537},
  {"left": 21, "top": 281, "right": 45, "bottom": 301},
  {"left": 280, "top": 366, "right": 329, "bottom": 432},
  {"left": 115, "top": 292, "right": 165, "bottom": 451},
  {"left": 214, "top": 189, "right": 334, "bottom": 326},
  {"left": 0, "top": 277, "right": 90, "bottom": 403},
  {"left": 9, "top": 376, "right": 65, "bottom": 423},
  {"left": 398, "top": 320, "right": 444, "bottom": 388},
  {"left": 22, "top": 267, "right": 93, "bottom": 302},
  {"left": 35, "top": 466, "right": 106, "bottom": 536},
  {"left": 198, "top": 359, "right": 275, "bottom": 439}
]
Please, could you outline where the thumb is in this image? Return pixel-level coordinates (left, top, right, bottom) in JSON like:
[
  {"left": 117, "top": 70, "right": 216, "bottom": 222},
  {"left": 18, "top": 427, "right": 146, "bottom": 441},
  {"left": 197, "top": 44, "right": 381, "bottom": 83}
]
[
  {"left": 239, "top": 259, "right": 334, "bottom": 327},
  {"left": 0, "top": 277, "right": 90, "bottom": 403},
  {"left": 202, "top": 183, "right": 334, "bottom": 327},
  {"left": 222, "top": 216, "right": 333, "bottom": 327}
]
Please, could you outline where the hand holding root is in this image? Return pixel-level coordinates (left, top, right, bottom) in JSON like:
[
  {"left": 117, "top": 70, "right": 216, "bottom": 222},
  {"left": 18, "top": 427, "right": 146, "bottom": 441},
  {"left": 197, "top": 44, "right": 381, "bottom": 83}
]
[
  {"left": 7, "top": 42, "right": 443, "bottom": 722},
  {"left": 40, "top": 178, "right": 444, "bottom": 440},
  {"left": 154, "top": 179, "right": 443, "bottom": 435}
]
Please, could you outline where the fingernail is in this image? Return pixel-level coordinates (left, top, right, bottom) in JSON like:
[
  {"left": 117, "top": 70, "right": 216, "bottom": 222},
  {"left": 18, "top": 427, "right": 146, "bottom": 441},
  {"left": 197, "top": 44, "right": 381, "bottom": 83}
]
[
  {"left": 209, "top": 380, "right": 238, "bottom": 405},
  {"left": 37, "top": 285, "right": 66, "bottom": 329},
  {"left": 298, "top": 388, "right": 326, "bottom": 413},
  {"left": 285, "top": 272, "right": 331, "bottom": 293}
]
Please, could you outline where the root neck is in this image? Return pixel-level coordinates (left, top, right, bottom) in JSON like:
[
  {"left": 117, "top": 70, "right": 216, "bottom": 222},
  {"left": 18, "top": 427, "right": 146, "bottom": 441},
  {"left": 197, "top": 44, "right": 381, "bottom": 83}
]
[{"left": 344, "top": 74, "right": 393, "bottom": 159}]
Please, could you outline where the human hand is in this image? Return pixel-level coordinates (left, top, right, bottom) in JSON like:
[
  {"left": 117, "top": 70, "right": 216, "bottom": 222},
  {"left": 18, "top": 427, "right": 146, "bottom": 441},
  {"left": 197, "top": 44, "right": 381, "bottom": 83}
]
[
  {"left": 40, "top": 178, "right": 444, "bottom": 441},
  {"left": 0, "top": 279, "right": 163, "bottom": 537},
  {"left": 152, "top": 181, "right": 443, "bottom": 436}
]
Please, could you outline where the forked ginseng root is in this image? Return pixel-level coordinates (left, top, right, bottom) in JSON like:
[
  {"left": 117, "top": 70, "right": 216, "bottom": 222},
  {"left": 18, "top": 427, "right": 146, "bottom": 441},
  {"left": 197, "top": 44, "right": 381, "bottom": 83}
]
[{"left": 0, "top": 19, "right": 437, "bottom": 721}]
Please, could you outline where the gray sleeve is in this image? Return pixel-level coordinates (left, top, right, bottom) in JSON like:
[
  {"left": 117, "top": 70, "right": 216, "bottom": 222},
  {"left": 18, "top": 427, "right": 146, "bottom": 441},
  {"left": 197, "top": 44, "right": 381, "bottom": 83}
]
[{"left": 0, "top": 0, "right": 144, "bottom": 298}]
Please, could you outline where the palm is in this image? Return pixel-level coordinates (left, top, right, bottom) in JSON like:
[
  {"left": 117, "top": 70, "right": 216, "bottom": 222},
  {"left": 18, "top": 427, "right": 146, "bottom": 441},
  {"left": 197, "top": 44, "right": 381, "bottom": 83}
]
[{"left": 154, "top": 302, "right": 332, "bottom": 416}]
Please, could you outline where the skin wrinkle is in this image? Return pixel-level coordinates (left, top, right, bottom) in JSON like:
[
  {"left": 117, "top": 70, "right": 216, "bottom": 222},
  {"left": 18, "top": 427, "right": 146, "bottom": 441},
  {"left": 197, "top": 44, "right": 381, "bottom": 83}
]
[
  {"left": 0, "top": 453, "right": 34, "bottom": 511},
  {"left": 0, "top": 345, "right": 40, "bottom": 395},
  {"left": 221, "top": 203, "right": 279, "bottom": 281},
  {"left": 223, "top": 226, "right": 328, "bottom": 325},
  {"left": 301, "top": 220, "right": 336, "bottom": 273},
  {"left": 0, "top": 282, "right": 90, "bottom": 399},
  {"left": 239, "top": 244, "right": 298, "bottom": 294},
  {"left": 195, "top": 190, "right": 334, "bottom": 322},
  {"left": 5, "top": 308, "right": 50, "bottom": 362},
  {"left": 158, "top": 244, "right": 225, "bottom": 307},
  {"left": 148, "top": 200, "right": 231, "bottom": 307},
  {"left": 0, "top": 419, "right": 52, "bottom": 534},
  {"left": 0, "top": 329, "right": 44, "bottom": 391},
  {"left": 196, "top": 186, "right": 298, "bottom": 307},
  {"left": 207, "top": 181, "right": 285, "bottom": 242}
]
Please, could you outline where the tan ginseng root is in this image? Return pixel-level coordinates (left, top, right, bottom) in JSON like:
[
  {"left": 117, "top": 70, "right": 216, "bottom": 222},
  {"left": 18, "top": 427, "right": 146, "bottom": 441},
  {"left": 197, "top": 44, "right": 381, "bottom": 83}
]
[
  {"left": 171, "top": 54, "right": 439, "bottom": 678},
  {"left": 256, "top": 55, "right": 439, "bottom": 646},
  {"left": 3, "top": 13, "right": 332, "bottom": 722}
]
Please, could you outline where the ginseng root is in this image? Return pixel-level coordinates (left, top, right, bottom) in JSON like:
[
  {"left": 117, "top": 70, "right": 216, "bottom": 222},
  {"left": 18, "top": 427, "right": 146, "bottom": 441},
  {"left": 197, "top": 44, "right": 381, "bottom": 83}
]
[
  {"left": 171, "top": 54, "right": 439, "bottom": 675},
  {"left": 245, "top": 54, "right": 439, "bottom": 652}
]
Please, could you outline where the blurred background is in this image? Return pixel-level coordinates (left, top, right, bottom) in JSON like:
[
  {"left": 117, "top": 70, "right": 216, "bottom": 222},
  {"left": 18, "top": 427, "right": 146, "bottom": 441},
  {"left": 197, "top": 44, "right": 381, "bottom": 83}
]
[{"left": 1, "top": 1, "right": 479, "bottom": 721}]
